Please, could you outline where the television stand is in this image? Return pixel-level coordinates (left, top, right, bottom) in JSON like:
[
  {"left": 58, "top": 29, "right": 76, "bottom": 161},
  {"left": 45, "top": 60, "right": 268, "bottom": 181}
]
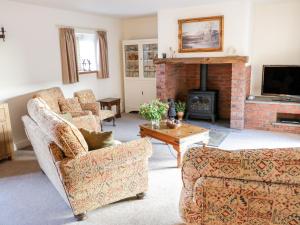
[
  {"left": 247, "top": 96, "right": 300, "bottom": 104},
  {"left": 245, "top": 96, "right": 300, "bottom": 133},
  {"left": 272, "top": 97, "right": 300, "bottom": 103},
  {"left": 278, "top": 119, "right": 300, "bottom": 125}
]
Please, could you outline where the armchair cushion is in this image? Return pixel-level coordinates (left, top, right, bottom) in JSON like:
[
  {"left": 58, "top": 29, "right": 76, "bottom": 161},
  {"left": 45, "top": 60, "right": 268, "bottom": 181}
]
[
  {"left": 74, "top": 89, "right": 97, "bottom": 104},
  {"left": 59, "top": 97, "right": 83, "bottom": 113},
  {"left": 80, "top": 102, "right": 100, "bottom": 117},
  {"left": 99, "top": 109, "right": 115, "bottom": 120},
  {"left": 79, "top": 128, "right": 114, "bottom": 150},
  {"left": 27, "top": 98, "right": 88, "bottom": 159}
]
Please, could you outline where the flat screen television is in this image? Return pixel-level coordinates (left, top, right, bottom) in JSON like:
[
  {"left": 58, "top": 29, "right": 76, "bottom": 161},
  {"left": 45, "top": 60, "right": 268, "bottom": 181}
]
[{"left": 262, "top": 65, "right": 300, "bottom": 96}]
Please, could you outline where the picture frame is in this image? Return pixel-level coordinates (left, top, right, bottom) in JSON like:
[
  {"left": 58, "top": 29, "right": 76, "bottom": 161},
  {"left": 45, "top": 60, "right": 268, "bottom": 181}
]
[{"left": 178, "top": 16, "right": 224, "bottom": 53}]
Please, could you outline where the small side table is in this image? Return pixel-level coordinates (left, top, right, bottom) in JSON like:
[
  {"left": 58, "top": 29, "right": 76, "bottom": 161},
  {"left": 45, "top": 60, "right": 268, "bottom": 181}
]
[{"left": 98, "top": 98, "right": 121, "bottom": 118}]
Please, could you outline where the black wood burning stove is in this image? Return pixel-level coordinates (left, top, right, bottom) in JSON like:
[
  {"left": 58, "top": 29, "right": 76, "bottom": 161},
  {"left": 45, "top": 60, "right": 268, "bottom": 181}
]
[{"left": 186, "top": 64, "right": 218, "bottom": 122}]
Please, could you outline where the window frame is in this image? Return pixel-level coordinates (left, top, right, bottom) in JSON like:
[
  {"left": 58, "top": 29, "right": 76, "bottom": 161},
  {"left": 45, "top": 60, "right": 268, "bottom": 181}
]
[{"left": 75, "top": 30, "right": 99, "bottom": 75}]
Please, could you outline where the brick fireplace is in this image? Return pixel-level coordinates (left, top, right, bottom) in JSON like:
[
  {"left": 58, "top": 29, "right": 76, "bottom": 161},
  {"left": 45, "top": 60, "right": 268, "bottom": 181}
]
[{"left": 154, "top": 56, "right": 251, "bottom": 129}]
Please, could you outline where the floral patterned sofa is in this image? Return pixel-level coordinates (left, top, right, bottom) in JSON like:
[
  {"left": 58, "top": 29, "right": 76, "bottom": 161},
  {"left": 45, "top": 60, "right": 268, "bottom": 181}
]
[
  {"left": 22, "top": 98, "right": 152, "bottom": 220},
  {"left": 180, "top": 146, "right": 300, "bottom": 225}
]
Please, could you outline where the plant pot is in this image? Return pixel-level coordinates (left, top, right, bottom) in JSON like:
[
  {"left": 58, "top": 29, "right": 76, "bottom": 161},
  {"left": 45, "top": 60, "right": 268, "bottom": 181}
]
[
  {"left": 177, "top": 112, "right": 184, "bottom": 121},
  {"left": 151, "top": 120, "right": 160, "bottom": 129}
]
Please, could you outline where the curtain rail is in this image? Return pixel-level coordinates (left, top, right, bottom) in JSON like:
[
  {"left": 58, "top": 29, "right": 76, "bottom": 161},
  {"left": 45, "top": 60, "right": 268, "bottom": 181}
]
[{"left": 56, "top": 24, "right": 106, "bottom": 32}]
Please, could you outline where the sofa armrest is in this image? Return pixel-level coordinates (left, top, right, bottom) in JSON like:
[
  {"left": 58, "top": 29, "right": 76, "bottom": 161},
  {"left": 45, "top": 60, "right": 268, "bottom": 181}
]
[
  {"left": 58, "top": 138, "right": 152, "bottom": 187},
  {"left": 182, "top": 146, "right": 300, "bottom": 190},
  {"left": 80, "top": 102, "right": 100, "bottom": 117}
]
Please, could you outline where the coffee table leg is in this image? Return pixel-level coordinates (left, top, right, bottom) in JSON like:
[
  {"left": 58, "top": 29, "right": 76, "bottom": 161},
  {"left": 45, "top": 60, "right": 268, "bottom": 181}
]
[
  {"left": 173, "top": 145, "right": 182, "bottom": 168},
  {"left": 203, "top": 137, "right": 209, "bottom": 146}
]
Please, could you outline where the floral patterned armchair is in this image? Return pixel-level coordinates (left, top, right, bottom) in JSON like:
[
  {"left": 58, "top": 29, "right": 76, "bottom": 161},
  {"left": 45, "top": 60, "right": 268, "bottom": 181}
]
[
  {"left": 180, "top": 146, "right": 300, "bottom": 225},
  {"left": 74, "top": 89, "right": 116, "bottom": 130},
  {"left": 34, "top": 87, "right": 100, "bottom": 131}
]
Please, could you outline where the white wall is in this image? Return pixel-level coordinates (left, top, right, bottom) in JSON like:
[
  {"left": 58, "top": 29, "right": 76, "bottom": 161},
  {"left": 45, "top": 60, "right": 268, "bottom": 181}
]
[
  {"left": 157, "top": 0, "right": 252, "bottom": 58},
  {"left": 1, "top": 0, "right": 300, "bottom": 147},
  {"left": 157, "top": 0, "right": 300, "bottom": 95},
  {"left": 122, "top": 15, "right": 158, "bottom": 40},
  {"left": 251, "top": 0, "right": 300, "bottom": 95},
  {"left": 0, "top": 1, "right": 123, "bottom": 148}
]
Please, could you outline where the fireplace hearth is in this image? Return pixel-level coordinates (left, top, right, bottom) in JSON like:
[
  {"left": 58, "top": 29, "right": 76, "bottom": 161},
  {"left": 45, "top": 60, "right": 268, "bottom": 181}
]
[
  {"left": 186, "top": 64, "right": 218, "bottom": 122},
  {"left": 155, "top": 56, "right": 251, "bottom": 129}
]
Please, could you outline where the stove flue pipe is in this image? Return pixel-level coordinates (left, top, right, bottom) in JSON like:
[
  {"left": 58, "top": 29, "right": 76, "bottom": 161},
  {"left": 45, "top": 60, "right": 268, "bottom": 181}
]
[{"left": 200, "top": 64, "right": 208, "bottom": 92}]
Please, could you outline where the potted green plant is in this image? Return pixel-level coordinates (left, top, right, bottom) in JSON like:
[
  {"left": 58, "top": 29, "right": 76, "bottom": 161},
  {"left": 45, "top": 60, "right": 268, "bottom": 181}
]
[
  {"left": 175, "top": 101, "right": 186, "bottom": 120},
  {"left": 139, "top": 99, "right": 169, "bottom": 129}
]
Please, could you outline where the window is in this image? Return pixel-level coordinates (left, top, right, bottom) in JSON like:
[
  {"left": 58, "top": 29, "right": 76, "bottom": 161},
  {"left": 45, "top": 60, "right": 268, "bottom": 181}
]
[{"left": 75, "top": 32, "right": 99, "bottom": 73}]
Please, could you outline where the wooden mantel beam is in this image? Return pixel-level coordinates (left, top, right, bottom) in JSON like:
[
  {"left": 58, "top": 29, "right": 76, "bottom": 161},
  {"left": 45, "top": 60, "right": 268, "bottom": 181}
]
[{"left": 154, "top": 56, "right": 249, "bottom": 65}]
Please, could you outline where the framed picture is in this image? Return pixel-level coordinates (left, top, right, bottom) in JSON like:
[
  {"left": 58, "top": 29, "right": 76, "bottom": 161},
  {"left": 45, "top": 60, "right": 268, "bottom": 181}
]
[{"left": 178, "top": 16, "right": 224, "bottom": 53}]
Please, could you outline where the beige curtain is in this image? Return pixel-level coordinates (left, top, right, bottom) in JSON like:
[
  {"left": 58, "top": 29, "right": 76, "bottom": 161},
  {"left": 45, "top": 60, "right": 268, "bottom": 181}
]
[
  {"left": 97, "top": 31, "right": 109, "bottom": 79},
  {"left": 59, "top": 28, "right": 79, "bottom": 84}
]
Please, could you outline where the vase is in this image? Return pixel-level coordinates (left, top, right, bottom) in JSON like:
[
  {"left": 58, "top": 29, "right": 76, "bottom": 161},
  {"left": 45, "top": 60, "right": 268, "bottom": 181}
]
[
  {"left": 177, "top": 112, "right": 184, "bottom": 121},
  {"left": 151, "top": 120, "right": 160, "bottom": 129}
]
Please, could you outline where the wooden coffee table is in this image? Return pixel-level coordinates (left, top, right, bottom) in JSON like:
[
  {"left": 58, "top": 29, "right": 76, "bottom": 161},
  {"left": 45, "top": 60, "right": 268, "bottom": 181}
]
[{"left": 140, "top": 122, "right": 209, "bottom": 168}]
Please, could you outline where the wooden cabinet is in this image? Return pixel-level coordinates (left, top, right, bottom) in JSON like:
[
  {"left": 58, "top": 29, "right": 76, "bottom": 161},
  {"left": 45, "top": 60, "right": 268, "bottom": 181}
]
[
  {"left": 123, "top": 39, "right": 158, "bottom": 113},
  {"left": 0, "top": 103, "right": 14, "bottom": 160}
]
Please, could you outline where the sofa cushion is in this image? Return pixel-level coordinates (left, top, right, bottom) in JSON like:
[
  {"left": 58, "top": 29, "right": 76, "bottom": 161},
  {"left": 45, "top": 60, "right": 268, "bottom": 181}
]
[
  {"left": 79, "top": 128, "right": 114, "bottom": 150},
  {"left": 59, "top": 112, "right": 74, "bottom": 123},
  {"left": 27, "top": 98, "right": 88, "bottom": 158},
  {"left": 72, "top": 115, "right": 101, "bottom": 132},
  {"left": 58, "top": 97, "right": 83, "bottom": 114},
  {"left": 34, "top": 87, "right": 65, "bottom": 113},
  {"left": 49, "top": 142, "right": 65, "bottom": 162}
]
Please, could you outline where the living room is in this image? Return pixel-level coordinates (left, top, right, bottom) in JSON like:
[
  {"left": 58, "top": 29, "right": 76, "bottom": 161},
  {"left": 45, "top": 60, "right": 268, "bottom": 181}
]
[{"left": 0, "top": 0, "right": 300, "bottom": 224}]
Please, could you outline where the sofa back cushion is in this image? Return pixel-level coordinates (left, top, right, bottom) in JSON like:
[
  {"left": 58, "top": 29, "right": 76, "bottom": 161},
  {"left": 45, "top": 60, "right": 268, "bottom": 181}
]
[
  {"left": 72, "top": 115, "right": 101, "bottom": 132},
  {"left": 27, "top": 98, "right": 88, "bottom": 158},
  {"left": 34, "top": 87, "right": 65, "bottom": 113},
  {"left": 58, "top": 97, "right": 83, "bottom": 114}
]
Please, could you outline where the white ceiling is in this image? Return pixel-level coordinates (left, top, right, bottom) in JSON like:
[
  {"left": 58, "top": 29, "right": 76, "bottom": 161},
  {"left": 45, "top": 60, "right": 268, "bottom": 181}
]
[{"left": 9, "top": 0, "right": 234, "bottom": 18}]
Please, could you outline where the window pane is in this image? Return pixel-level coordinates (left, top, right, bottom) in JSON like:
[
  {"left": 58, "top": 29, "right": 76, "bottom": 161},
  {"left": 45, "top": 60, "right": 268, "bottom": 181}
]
[{"left": 76, "top": 33, "right": 98, "bottom": 72}]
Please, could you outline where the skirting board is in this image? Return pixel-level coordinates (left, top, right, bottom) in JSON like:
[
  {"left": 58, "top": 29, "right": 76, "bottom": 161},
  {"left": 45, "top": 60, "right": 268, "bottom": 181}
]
[{"left": 14, "top": 138, "right": 31, "bottom": 150}]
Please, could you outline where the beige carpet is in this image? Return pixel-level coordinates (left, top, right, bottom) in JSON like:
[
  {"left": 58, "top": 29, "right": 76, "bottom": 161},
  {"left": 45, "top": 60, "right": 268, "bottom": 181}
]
[
  {"left": 1, "top": 114, "right": 300, "bottom": 225},
  {"left": 0, "top": 151, "right": 39, "bottom": 178},
  {"left": 0, "top": 154, "right": 183, "bottom": 225}
]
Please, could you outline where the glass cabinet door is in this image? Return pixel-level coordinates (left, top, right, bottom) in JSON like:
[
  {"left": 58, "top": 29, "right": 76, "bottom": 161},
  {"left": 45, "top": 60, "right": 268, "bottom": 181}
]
[
  {"left": 125, "top": 44, "right": 139, "bottom": 78},
  {"left": 142, "top": 43, "right": 158, "bottom": 78}
]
